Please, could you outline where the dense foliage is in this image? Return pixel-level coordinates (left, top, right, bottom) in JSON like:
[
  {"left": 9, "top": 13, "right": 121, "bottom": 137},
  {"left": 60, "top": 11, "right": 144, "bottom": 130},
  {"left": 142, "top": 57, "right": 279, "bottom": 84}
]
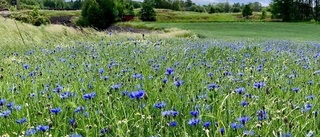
[
  {"left": 10, "top": 8, "right": 50, "bottom": 26},
  {"left": 139, "top": 0, "right": 156, "bottom": 21},
  {"left": 271, "top": 0, "right": 320, "bottom": 21},
  {"left": 77, "top": 0, "right": 135, "bottom": 30},
  {"left": 242, "top": 4, "right": 253, "bottom": 18},
  {"left": 77, "top": 0, "right": 116, "bottom": 30}
]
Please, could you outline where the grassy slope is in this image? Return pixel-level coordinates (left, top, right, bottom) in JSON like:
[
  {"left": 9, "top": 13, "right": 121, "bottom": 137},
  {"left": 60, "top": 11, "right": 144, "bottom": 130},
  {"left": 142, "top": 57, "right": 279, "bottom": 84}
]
[
  {"left": 0, "top": 16, "right": 111, "bottom": 48},
  {"left": 0, "top": 16, "right": 194, "bottom": 48},
  {"left": 121, "top": 22, "right": 320, "bottom": 42}
]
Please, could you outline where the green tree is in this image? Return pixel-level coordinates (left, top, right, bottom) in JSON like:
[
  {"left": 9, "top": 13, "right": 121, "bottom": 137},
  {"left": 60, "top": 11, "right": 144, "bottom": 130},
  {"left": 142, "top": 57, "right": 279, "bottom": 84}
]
[
  {"left": 208, "top": 6, "right": 215, "bottom": 14},
  {"left": 139, "top": 0, "right": 156, "bottom": 21},
  {"left": 261, "top": 8, "right": 267, "bottom": 19},
  {"left": 242, "top": 4, "right": 253, "bottom": 18},
  {"left": 79, "top": 0, "right": 116, "bottom": 30}
]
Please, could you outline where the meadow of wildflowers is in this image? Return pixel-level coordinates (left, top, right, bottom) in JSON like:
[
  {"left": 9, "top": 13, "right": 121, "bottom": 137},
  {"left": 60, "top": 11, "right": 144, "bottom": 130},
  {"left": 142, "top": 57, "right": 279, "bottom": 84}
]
[{"left": 0, "top": 37, "right": 320, "bottom": 137}]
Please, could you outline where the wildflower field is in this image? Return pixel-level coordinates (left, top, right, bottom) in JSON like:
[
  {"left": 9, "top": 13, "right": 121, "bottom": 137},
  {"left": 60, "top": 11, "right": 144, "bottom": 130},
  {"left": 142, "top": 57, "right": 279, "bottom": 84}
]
[{"left": 1, "top": 24, "right": 320, "bottom": 136}]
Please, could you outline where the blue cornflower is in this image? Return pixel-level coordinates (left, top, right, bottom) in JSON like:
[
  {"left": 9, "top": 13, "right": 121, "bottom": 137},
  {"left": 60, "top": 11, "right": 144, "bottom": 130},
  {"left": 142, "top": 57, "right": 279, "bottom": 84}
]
[
  {"left": 220, "top": 128, "right": 225, "bottom": 135},
  {"left": 161, "top": 110, "right": 179, "bottom": 117},
  {"left": 0, "top": 110, "right": 11, "bottom": 118},
  {"left": 50, "top": 108, "right": 61, "bottom": 115},
  {"left": 60, "top": 92, "right": 75, "bottom": 99},
  {"left": 0, "top": 99, "right": 6, "bottom": 106},
  {"left": 121, "top": 91, "right": 129, "bottom": 96},
  {"left": 75, "top": 106, "right": 86, "bottom": 113},
  {"left": 23, "top": 64, "right": 30, "bottom": 69},
  {"left": 257, "top": 109, "right": 268, "bottom": 121},
  {"left": 6, "top": 102, "right": 14, "bottom": 109},
  {"left": 305, "top": 95, "right": 315, "bottom": 100},
  {"left": 190, "top": 110, "right": 199, "bottom": 117},
  {"left": 165, "top": 68, "right": 174, "bottom": 76},
  {"left": 207, "top": 72, "right": 213, "bottom": 77},
  {"left": 132, "top": 73, "right": 143, "bottom": 79},
  {"left": 98, "top": 68, "right": 104, "bottom": 74},
  {"left": 208, "top": 83, "right": 219, "bottom": 90},
  {"left": 25, "top": 128, "right": 36, "bottom": 136},
  {"left": 153, "top": 101, "right": 166, "bottom": 109},
  {"left": 301, "top": 103, "right": 312, "bottom": 112},
  {"left": 306, "top": 130, "right": 314, "bottom": 137},
  {"left": 235, "top": 87, "right": 245, "bottom": 94},
  {"left": 15, "top": 118, "right": 27, "bottom": 124},
  {"left": 203, "top": 121, "right": 211, "bottom": 129},
  {"left": 104, "top": 76, "right": 109, "bottom": 81},
  {"left": 292, "top": 87, "right": 300, "bottom": 93},
  {"left": 129, "top": 90, "right": 146, "bottom": 99},
  {"left": 308, "top": 81, "right": 313, "bottom": 85},
  {"left": 69, "top": 118, "right": 76, "bottom": 125},
  {"left": 88, "top": 83, "right": 93, "bottom": 89},
  {"left": 237, "top": 116, "right": 250, "bottom": 125},
  {"left": 281, "top": 132, "right": 292, "bottom": 137},
  {"left": 83, "top": 92, "right": 96, "bottom": 100},
  {"left": 100, "top": 128, "right": 109, "bottom": 134},
  {"left": 174, "top": 80, "right": 184, "bottom": 87},
  {"left": 240, "top": 101, "right": 249, "bottom": 107},
  {"left": 253, "top": 82, "right": 265, "bottom": 89},
  {"left": 162, "top": 78, "right": 168, "bottom": 84},
  {"left": 36, "top": 125, "right": 49, "bottom": 132},
  {"left": 230, "top": 122, "right": 243, "bottom": 130},
  {"left": 110, "top": 83, "right": 121, "bottom": 90},
  {"left": 168, "top": 121, "right": 178, "bottom": 127},
  {"left": 243, "top": 130, "right": 255, "bottom": 136},
  {"left": 69, "top": 133, "right": 83, "bottom": 137},
  {"left": 14, "top": 105, "right": 22, "bottom": 111},
  {"left": 188, "top": 118, "right": 201, "bottom": 126}
]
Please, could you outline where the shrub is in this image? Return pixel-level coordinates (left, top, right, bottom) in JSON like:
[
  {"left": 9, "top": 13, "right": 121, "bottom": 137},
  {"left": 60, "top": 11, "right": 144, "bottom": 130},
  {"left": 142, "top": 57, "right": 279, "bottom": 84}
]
[
  {"left": 33, "top": 16, "right": 50, "bottom": 26},
  {"left": 261, "top": 9, "right": 267, "bottom": 19},
  {"left": 139, "top": 0, "right": 156, "bottom": 21},
  {"left": 11, "top": 8, "right": 50, "bottom": 26}
]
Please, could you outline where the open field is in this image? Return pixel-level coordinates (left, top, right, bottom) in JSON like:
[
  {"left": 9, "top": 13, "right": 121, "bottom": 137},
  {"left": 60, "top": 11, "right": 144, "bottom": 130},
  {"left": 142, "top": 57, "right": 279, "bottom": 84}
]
[
  {"left": 120, "top": 22, "right": 320, "bottom": 42},
  {"left": 1, "top": 12, "right": 320, "bottom": 137}
]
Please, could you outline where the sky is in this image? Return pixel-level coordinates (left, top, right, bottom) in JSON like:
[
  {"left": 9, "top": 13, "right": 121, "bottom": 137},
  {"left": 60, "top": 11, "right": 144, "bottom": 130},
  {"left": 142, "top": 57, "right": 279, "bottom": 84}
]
[{"left": 133, "top": 0, "right": 271, "bottom": 6}]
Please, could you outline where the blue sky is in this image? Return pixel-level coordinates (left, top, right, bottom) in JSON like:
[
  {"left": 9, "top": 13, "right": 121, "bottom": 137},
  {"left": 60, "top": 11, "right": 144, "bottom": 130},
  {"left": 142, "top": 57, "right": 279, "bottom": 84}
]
[{"left": 133, "top": 0, "right": 271, "bottom": 6}]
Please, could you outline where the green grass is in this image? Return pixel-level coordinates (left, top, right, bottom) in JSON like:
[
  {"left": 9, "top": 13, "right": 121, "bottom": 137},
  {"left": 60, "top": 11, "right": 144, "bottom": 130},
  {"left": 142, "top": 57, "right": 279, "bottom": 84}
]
[
  {"left": 133, "top": 9, "right": 273, "bottom": 22},
  {"left": 39, "top": 10, "right": 81, "bottom": 17},
  {"left": 120, "top": 22, "right": 320, "bottom": 42}
]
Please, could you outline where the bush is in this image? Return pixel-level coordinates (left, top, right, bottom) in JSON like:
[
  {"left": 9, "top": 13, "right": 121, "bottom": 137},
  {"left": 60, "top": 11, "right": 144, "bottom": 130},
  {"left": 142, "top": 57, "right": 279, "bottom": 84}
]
[
  {"left": 261, "top": 9, "right": 267, "bottom": 19},
  {"left": 33, "top": 16, "right": 50, "bottom": 26},
  {"left": 139, "top": 0, "right": 156, "bottom": 21},
  {"left": 11, "top": 8, "right": 50, "bottom": 26}
]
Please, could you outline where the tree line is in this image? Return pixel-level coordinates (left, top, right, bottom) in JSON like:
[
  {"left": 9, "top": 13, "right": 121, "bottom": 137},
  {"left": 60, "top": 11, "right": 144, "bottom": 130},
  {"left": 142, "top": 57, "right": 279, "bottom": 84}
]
[
  {"left": 152, "top": 0, "right": 264, "bottom": 13},
  {"left": 1, "top": 0, "right": 141, "bottom": 10},
  {"left": 271, "top": 0, "right": 320, "bottom": 21}
]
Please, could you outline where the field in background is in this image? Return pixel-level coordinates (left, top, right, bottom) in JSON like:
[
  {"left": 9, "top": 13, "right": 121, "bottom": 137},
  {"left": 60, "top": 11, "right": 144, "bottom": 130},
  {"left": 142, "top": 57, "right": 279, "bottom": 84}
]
[
  {"left": 13, "top": 9, "right": 271, "bottom": 22},
  {"left": 120, "top": 22, "right": 320, "bottom": 42}
]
